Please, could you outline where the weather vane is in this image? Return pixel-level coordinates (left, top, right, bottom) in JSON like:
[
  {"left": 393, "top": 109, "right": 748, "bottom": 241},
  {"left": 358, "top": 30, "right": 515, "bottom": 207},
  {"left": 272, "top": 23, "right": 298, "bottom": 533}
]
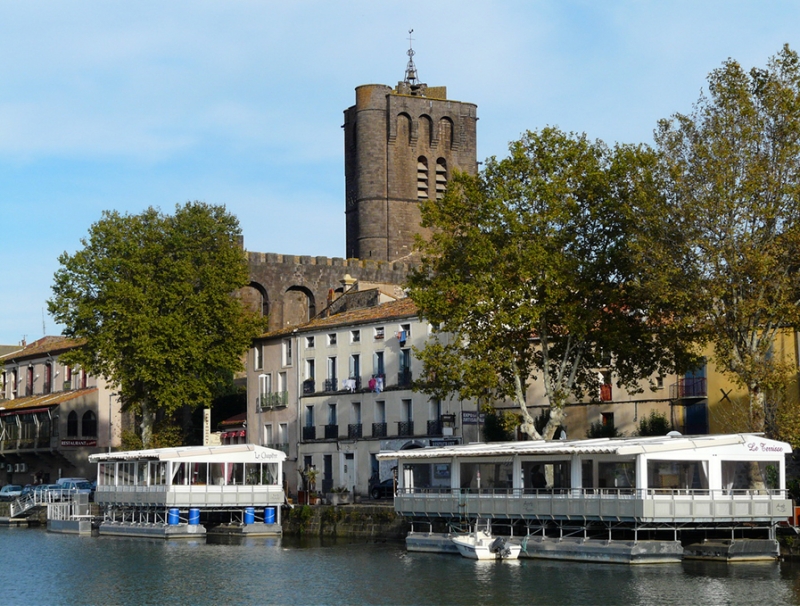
[{"left": 404, "top": 28, "right": 419, "bottom": 86}]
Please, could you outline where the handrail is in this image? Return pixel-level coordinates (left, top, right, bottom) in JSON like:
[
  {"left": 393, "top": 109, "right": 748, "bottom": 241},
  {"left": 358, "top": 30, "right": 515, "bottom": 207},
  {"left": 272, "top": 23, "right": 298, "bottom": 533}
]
[{"left": 395, "top": 487, "right": 789, "bottom": 499}]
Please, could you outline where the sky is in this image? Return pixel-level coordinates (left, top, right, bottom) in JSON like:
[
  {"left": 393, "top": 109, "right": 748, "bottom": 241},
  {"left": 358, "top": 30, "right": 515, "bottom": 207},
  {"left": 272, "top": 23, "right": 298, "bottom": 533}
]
[{"left": 2, "top": 1, "right": 800, "bottom": 345}]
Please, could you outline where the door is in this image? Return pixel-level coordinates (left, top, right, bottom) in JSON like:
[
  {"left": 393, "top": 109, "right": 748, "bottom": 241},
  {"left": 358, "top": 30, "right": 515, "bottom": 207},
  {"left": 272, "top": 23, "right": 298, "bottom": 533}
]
[{"left": 342, "top": 452, "right": 356, "bottom": 493}]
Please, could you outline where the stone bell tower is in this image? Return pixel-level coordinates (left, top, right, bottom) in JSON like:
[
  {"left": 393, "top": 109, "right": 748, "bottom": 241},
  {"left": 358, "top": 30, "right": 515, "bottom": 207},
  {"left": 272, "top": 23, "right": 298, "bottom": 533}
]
[{"left": 343, "top": 37, "right": 478, "bottom": 263}]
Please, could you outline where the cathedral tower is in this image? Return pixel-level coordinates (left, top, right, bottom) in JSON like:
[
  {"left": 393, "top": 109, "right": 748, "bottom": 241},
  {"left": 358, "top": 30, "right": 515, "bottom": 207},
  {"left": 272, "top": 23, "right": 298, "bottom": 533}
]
[{"left": 343, "top": 44, "right": 478, "bottom": 262}]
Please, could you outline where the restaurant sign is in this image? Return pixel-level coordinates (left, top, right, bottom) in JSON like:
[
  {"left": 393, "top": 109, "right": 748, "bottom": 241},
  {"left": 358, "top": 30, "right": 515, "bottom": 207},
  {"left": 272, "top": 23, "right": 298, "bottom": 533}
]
[{"left": 61, "top": 439, "right": 97, "bottom": 447}]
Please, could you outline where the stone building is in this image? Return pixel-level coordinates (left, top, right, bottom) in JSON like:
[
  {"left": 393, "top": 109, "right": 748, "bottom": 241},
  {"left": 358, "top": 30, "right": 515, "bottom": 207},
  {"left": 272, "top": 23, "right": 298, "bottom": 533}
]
[{"left": 242, "top": 52, "right": 478, "bottom": 332}]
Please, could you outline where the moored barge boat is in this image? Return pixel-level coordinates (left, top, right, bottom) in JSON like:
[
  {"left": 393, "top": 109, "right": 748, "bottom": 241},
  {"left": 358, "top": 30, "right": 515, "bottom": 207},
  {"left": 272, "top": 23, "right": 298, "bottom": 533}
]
[
  {"left": 89, "top": 444, "right": 286, "bottom": 539},
  {"left": 378, "top": 433, "right": 793, "bottom": 563}
]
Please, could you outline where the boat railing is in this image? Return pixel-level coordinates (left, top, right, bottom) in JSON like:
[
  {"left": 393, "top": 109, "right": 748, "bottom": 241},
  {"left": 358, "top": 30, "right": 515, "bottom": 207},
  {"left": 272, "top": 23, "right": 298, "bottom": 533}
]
[{"left": 396, "top": 487, "right": 788, "bottom": 500}]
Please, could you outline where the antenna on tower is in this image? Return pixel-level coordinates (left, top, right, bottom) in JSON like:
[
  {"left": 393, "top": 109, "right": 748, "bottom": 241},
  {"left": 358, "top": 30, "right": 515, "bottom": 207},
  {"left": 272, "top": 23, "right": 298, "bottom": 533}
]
[
  {"left": 42, "top": 308, "right": 46, "bottom": 336},
  {"left": 404, "top": 29, "right": 419, "bottom": 86}
]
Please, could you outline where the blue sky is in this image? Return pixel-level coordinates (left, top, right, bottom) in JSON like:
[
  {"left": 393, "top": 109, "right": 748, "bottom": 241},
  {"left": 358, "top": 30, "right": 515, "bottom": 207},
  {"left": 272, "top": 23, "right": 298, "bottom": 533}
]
[{"left": 2, "top": 1, "right": 799, "bottom": 345}]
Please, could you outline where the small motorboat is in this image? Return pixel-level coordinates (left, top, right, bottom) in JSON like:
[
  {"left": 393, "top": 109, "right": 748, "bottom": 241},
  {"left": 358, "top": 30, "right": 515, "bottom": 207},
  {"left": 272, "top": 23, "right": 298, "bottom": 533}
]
[{"left": 451, "top": 523, "right": 521, "bottom": 560}]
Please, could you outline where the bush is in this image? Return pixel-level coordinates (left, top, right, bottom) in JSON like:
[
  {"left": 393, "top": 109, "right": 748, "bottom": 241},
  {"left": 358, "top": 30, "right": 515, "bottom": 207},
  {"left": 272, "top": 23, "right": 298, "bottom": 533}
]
[
  {"left": 586, "top": 421, "right": 623, "bottom": 439},
  {"left": 637, "top": 411, "right": 671, "bottom": 436}
]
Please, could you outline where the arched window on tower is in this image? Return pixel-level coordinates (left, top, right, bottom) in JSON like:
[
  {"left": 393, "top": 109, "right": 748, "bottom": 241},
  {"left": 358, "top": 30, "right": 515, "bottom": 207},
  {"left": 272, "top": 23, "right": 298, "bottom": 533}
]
[
  {"left": 417, "top": 156, "right": 429, "bottom": 200},
  {"left": 82, "top": 410, "right": 97, "bottom": 437},
  {"left": 435, "top": 158, "right": 447, "bottom": 199},
  {"left": 67, "top": 411, "right": 78, "bottom": 437}
]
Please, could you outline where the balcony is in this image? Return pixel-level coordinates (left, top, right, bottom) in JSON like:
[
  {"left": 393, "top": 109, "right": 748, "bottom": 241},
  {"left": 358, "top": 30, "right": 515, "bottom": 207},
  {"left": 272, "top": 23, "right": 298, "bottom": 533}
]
[
  {"left": 397, "top": 368, "right": 412, "bottom": 388},
  {"left": 348, "top": 423, "right": 363, "bottom": 439},
  {"left": 427, "top": 420, "right": 442, "bottom": 436},
  {"left": 258, "top": 391, "right": 288, "bottom": 410},
  {"left": 397, "top": 421, "right": 414, "bottom": 437},
  {"left": 324, "top": 378, "right": 338, "bottom": 392},
  {"left": 302, "top": 379, "right": 315, "bottom": 395},
  {"left": 324, "top": 424, "right": 339, "bottom": 439},
  {"left": 343, "top": 377, "right": 361, "bottom": 392},
  {"left": 302, "top": 426, "right": 316, "bottom": 441},
  {"left": 372, "top": 422, "right": 387, "bottom": 438},
  {"left": 269, "top": 442, "right": 289, "bottom": 455},
  {"left": 670, "top": 377, "right": 707, "bottom": 400}
]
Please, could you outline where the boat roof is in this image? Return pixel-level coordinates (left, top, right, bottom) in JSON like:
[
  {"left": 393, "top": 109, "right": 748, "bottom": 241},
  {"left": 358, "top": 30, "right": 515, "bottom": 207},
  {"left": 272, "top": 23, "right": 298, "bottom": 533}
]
[
  {"left": 377, "top": 433, "right": 792, "bottom": 460},
  {"left": 89, "top": 443, "right": 286, "bottom": 463}
]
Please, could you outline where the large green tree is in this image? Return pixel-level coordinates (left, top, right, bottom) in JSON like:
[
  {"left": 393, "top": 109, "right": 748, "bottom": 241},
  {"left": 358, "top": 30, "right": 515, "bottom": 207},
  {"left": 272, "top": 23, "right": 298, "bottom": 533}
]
[
  {"left": 49, "top": 201, "right": 266, "bottom": 447},
  {"left": 409, "top": 128, "right": 694, "bottom": 440},
  {"left": 654, "top": 45, "right": 800, "bottom": 435}
]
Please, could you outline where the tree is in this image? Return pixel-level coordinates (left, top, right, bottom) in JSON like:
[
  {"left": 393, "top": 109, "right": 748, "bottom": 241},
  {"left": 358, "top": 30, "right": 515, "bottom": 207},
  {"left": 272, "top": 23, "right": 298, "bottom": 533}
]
[
  {"left": 48, "top": 202, "right": 266, "bottom": 447},
  {"left": 409, "top": 128, "right": 693, "bottom": 440},
  {"left": 654, "top": 45, "right": 800, "bottom": 435}
]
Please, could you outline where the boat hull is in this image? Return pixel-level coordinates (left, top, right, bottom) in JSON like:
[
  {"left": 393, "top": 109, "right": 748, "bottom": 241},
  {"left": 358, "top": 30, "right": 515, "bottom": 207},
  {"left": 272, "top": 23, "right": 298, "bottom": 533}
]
[{"left": 451, "top": 533, "right": 521, "bottom": 560}]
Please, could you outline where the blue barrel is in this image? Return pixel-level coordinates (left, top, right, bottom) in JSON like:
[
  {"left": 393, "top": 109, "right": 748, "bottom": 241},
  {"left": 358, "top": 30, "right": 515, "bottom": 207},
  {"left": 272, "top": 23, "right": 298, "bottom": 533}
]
[
  {"left": 244, "top": 507, "right": 255, "bottom": 525},
  {"left": 167, "top": 508, "right": 180, "bottom": 525},
  {"left": 264, "top": 507, "right": 276, "bottom": 524},
  {"left": 188, "top": 508, "right": 200, "bottom": 525}
]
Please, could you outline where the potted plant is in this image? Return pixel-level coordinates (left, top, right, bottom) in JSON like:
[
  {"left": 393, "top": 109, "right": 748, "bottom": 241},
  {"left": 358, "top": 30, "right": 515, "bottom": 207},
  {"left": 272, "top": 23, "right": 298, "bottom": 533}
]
[
  {"left": 326, "top": 486, "right": 352, "bottom": 506},
  {"left": 298, "top": 467, "right": 319, "bottom": 505}
]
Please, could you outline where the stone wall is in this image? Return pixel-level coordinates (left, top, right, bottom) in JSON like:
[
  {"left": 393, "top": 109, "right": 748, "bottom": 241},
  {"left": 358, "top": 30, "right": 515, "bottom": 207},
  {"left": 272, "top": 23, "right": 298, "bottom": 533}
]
[{"left": 283, "top": 503, "right": 408, "bottom": 539}]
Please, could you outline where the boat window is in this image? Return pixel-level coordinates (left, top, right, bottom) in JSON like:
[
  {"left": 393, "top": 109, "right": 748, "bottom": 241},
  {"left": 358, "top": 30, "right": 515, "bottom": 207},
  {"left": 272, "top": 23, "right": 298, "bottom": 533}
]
[
  {"left": 119, "top": 462, "right": 136, "bottom": 486},
  {"left": 647, "top": 460, "right": 708, "bottom": 491},
  {"left": 245, "top": 463, "right": 260, "bottom": 485},
  {"left": 99, "top": 463, "right": 114, "bottom": 486},
  {"left": 261, "top": 463, "right": 278, "bottom": 485},
  {"left": 136, "top": 462, "right": 146, "bottom": 485},
  {"left": 597, "top": 461, "right": 636, "bottom": 490},
  {"left": 172, "top": 462, "right": 189, "bottom": 486},
  {"left": 191, "top": 463, "right": 208, "bottom": 485},
  {"left": 521, "top": 461, "right": 570, "bottom": 492},
  {"left": 401, "top": 462, "right": 449, "bottom": 490},
  {"left": 230, "top": 463, "right": 244, "bottom": 485},
  {"left": 210, "top": 463, "right": 228, "bottom": 485},
  {"left": 460, "top": 460, "right": 513, "bottom": 491},
  {"left": 721, "top": 461, "right": 779, "bottom": 491},
  {"left": 582, "top": 460, "right": 593, "bottom": 489},
  {"left": 150, "top": 462, "right": 167, "bottom": 485}
]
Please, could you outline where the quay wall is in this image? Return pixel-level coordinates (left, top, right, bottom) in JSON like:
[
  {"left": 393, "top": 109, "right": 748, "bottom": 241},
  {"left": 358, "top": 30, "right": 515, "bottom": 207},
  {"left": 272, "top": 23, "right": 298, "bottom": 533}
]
[{"left": 282, "top": 504, "right": 408, "bottom": 539}]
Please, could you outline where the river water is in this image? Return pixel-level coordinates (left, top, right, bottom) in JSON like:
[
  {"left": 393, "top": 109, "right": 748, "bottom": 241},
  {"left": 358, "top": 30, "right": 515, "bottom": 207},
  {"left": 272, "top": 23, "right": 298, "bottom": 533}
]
[{"left": 3, "top": 527, "right": 800, "bottom": 605}]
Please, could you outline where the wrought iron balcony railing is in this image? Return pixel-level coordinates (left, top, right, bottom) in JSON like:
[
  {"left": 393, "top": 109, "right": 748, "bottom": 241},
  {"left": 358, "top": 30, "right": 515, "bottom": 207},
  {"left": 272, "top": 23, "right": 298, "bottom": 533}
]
[
  {"left": 302, "top": 379, "right": 315, "bottom": 395},
  {"left": 397, "top": 368, "right": 413, "bottom": 388},
  {"left": 372, "top": 422, "right": 387, "bottom": 438},
  {"left": 302, "top": 426, "right": 316, "bottom": 441},
  {"left": 324, "top": 378, "right": 338, "bottom": 392},
  {"left": 397, "top": 421, "right": 414, "bottom": 437},
  {"left": 324, "top": 424, "right": 339, "bottom": 439},
  {"left": 427, "top": 420, "right": 442, "bottom": 436},
  {"left": 258, "top": 391, "right": 288, "bottom": 410},
  {"left": 348, "top": 423, "right": 363, "bottom": 439}
]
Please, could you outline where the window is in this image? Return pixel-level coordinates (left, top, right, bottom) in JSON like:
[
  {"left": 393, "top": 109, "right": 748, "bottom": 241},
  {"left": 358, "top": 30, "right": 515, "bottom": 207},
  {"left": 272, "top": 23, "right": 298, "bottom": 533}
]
[
  {"left": 352, "top": 402, "right": 362, "bottom": 425},
  {"left": 254, "top": 345, "right": 262, "bottom": 370},
  {"left": 349, "top": 354, "right": 360, "bottom": 379},
  {"left": 417, "top": 156, "right": 429, "bottom": 199},
  {"left": 306, "top": 336, "right": 315, "bottom": 349},
  {"left": 327, "top": 357, "right": 337, "bottom": 381},
  {"left": 278, "top": 372, "right": 287, "bottom": 393},
  {"left": 264, "top": 423, "right": 273, "bottom": 446},
  {"left": 328, "top": 333, "right": 337, "bottom": 346},
  {"left": 282, "top": 338, "right": 293, "bottom": 366},
  {"left": 656, "top": 375, "right": 664, "bottom": 389},
  {"left": 279, "top": 423, "right": 288, "bottom": 445},
  {"left": 435, "top": 158, "right": 447, "bottom": 199},
  {"left": 402, "top": 399, "right": 413, "bottom": 422},
  {"left": 398, "top": 323, "right": 411, "bottom": 343},
  {"left": 374, "top": 327, "right": 385, "bottom": 340},
  {"left": 601, "top": 412, "right": 614, "bottom": 428},
  {"left": 44, "top": 363, "right": 52, "bottom": 395},
  {"left": 328, "top": 403, "right": 337, "bottom": 425},
  {"left": 376, "top": 401, "right": 386, "bottom": 424},
  {"left": 351, "top": 330, "right": 360, "bottom": 343},
  {"left": 82, "top": 411, "right": 97, "bottom": 437},
  {"left": 305, "top": 405, "right": 314, "bottom": 428},
  {"left": 259, "top": 373, "right": 272, "bottom": 394},
  {"left": 305, "top": 359, "right": 315, "bottom": 380},
  {"left": 67, "top": 411, "right": 78, "bottom": 437},
  {"left": 373, "top": 351, "right": 385, "bottom": 376}
]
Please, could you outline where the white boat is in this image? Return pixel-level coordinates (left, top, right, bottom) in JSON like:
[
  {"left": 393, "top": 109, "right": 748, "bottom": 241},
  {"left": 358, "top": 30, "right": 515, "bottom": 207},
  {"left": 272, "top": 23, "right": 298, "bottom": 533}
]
[{"left": 451, "top": 525, "right": 521, "bottom": 560}]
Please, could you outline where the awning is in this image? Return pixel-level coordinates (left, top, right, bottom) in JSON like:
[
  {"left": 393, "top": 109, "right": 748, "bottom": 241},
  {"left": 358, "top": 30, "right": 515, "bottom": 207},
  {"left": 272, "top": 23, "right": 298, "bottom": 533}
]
[{"left": 0, "top": 407, "right": 54, "bottom": 417}]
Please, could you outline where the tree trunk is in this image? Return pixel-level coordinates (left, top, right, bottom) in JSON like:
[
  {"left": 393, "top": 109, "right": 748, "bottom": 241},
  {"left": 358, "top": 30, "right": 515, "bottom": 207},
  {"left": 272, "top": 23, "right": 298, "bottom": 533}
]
[
  {"left": 749, "top": 386, "right": 766, "bottom": 433},
  {"left": 141, "top": 400, "right": 156, "bottom": 449}
]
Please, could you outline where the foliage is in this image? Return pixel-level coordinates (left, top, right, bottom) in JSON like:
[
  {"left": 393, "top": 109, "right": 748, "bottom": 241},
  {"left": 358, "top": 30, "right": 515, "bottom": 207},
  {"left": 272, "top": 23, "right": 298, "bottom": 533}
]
[
  {"left": 410, "top": 127, "right": 694, "bottom": 440},
  {"left": 289, "top": 505, "right": 313, "bottom": 534},
  {"left": 481, "top": 404, "right": 519, "bottom": 442},
  {"left": 48, "top": 202, "right": 266, "bottom": 447},
  {"left": 586, "top": 421, "right": 623, "bottom": 439},
  {"left": 636, "top": 411, "right": 672, "bottom": 436},
  {"left": 654, "top": 45, "right": 800, "bottom": 434}
]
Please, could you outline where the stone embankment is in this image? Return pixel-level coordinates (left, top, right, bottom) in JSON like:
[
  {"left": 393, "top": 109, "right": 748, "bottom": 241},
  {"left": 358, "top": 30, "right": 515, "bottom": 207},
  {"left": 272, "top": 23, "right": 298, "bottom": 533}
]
[{"left": 282, "top": 503, "right": 408, "bottom": 539}]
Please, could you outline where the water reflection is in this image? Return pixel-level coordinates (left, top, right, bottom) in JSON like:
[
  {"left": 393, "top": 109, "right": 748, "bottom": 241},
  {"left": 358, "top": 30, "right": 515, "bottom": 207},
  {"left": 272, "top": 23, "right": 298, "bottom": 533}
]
[{"left": 3, "top": 528, "right": 800, "bottom": 605}]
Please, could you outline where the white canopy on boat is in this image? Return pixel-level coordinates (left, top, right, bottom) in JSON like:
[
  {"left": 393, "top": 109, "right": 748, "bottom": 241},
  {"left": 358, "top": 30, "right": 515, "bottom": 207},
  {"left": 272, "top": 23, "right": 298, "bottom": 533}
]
[
  {"left": 377, "top": 433, "right": 791, "bottom": 460},
  {"left": 89, "top": 443, "right": 286, "bottom": 463}
]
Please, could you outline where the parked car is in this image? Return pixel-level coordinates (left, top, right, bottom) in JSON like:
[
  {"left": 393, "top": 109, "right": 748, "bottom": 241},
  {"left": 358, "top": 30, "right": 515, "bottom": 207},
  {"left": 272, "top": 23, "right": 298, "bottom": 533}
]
[
  {"left": 0, "top": 484, "right": 23, "bottom": 501},
  {"left": 55, "top": 478, "right": 94, "bottom": 500},
  {"left": 33, "top": 484, "right": 65, "bottom": 502},
  {"left": 369, "top": 478, "right": 395, "bottom": 500}
]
